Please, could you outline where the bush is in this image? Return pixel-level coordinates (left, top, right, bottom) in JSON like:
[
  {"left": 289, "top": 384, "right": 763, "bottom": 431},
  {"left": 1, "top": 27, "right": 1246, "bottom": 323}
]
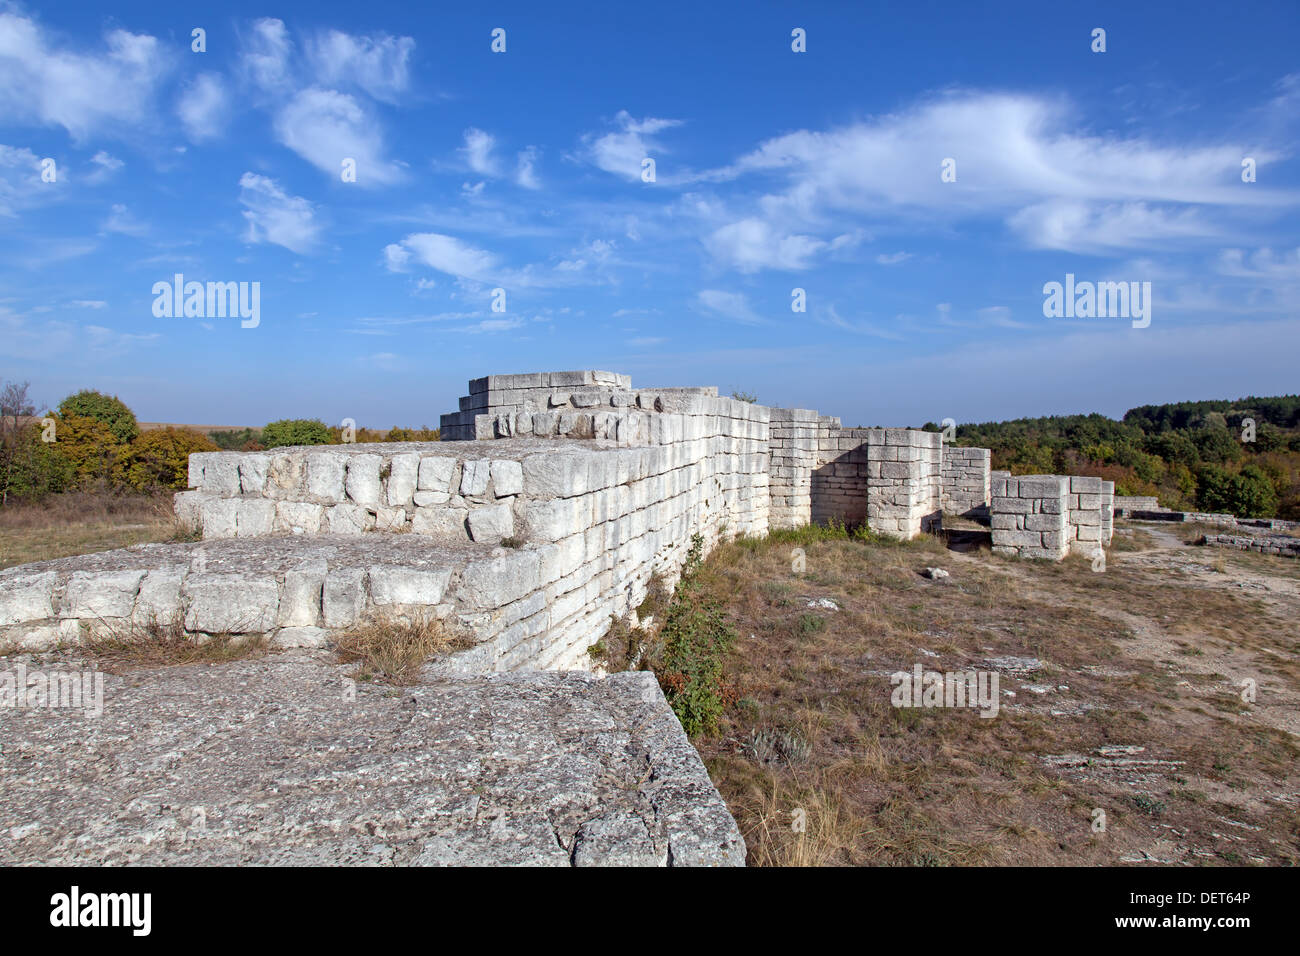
[
  {"left": 653, "top": 534, "right": 738, "bottom": 737},
  {"left": 0, "top": 421, "right": 72, "bottom": 504},
  {"left": 51, "top": 414, "right": 127, "bottom": 490},
  {"left": 1196, "top": 464, "right": 1279, "bottom": 518},
  {"left": 125, "top": 427, "right": 219, "bottom": 490},
  {"left": 260, "top": 418, "right": 337, "bottom": 449},
  {"left": 58, "top": 390, "right": 139, "bottom": 443},
  {"left": 209, "top": 427, "right": 262, "bottom": 451}
]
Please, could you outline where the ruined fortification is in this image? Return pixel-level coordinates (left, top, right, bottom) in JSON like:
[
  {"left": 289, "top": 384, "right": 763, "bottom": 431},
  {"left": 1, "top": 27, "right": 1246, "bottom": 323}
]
[
  {"left": 0, "top": 368, "right": 1126, "bottom": 866},
  {"left": 1, "top": 369, "right": 1117, "bottom": 662}
]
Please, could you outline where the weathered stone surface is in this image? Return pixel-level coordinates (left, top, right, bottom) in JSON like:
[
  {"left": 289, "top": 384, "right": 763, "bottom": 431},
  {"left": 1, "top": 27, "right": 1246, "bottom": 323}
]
[
  {"left": 0, "top": 659, "right": 744, "bottom": 867},
  {"left": 64, "top": 570, "right": 146, "bottom": 619},
  {"left": 182, "top": 573, "right": 279, "bottom": 633},
  {"left": 467, "top": 503, "right": 514, "bottom": 543},
  {"left": 490, "top": 459, "right": 524, "bottom": 497},
  {"left": 345, "top": 454, "right": 382, "bottom": 507},
  {"left": 0, "top": 572, "right": 57, "bottom": 626}
]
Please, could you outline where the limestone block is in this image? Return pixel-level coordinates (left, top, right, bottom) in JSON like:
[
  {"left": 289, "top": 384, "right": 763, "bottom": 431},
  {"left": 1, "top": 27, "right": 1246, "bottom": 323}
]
[
  {"left": 323, "top": 569, "right": 366, "bottom": 628},
  {"left": 173, "top": 490, "right": 206, "bottom": 531},
  {"left": 491, "top": 460, "right": 524, "bottom": 497},
  {"left": 183, "top": 574, "right": 279, "bottom": 633},
  {"left": 236, "top": 499, "right": 275, "bottom": 537},
  {"left": 268, "top": 454, "right": 304, "bottom": 496},
  {"left": 325, "top": 503, "right": 374, "bottom": 535},
  {"left": 411, "top": 507, "right": 469, "bottom": 538},
  {"left": 203, "top": 453, "right": 241, "bottom": 494},
  {"left": 417, "top": 456, "right": 456, "bottom": 492},
  {"left": 458, "top": 552, "right": 541, "bottom": 609},
  {"left": 275, "top": 501, "right": 324, "bottom": 535},
  {"left": 368, "top": 567, "right": 452, "bottom": 606},
  {"left": 277, "top": 563, "right": 326, "bottom": 627},
  {"left": 132, "top": 569, "right": 186, "bottom": 625},
  {"left": 304, "top": 453, "right": 346, "bottom": 503},
  {"left": 467, "top": 503, "right": 514, "bottom": 543},
  {"left": 345, "top": 454, "right": 382, "bottom": 507},
  {"left": 460, "top": 459, "right": 491, "bottom": 497},
  {"left": 239, "top": 455, "right": 270, "bottom": 495},
  {"left": 375, "top": 508, "right": 408, "bottom": 532},
  {"left": 200, "top": 498, "right": 239, "bottom": 539},
  {"left": 413, "top": 490, "right": 450, "bottom": 507},
  {"left": 386, "top": 453, "right": 420, "bottom": 506},
  {"left": 523, "top": 454, "right": 589, "bottom": 499},
  {"left": 62, "top": 570, "right": 147, "bottom": 620}
]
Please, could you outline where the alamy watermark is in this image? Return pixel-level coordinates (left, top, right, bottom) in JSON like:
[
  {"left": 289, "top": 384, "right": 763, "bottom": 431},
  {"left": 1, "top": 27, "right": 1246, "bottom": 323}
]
[
  {"left": 1, "top": 664, "right": 103, "bottom": 718},
  {"left": 152, "top": 273, "right": 260, "bottom": 328},
  {"left": 1042, "top": 274, "right": 1151, "bottom": 328},
  {"left": 890, "top": 663, "right": 1000, "bottom": 718}
]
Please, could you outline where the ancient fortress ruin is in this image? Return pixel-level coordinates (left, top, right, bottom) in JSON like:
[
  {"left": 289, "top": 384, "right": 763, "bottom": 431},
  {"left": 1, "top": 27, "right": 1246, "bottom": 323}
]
[
  {"left": 2, "top": 369, "right": 1116, "bottom": 663},
  {"left": 0, "top": 369, "right": 1127, "bottom": 865}
]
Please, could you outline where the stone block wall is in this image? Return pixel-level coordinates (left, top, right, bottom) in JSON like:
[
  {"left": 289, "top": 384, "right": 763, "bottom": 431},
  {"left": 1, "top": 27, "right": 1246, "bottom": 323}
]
[
  {"left": 864, "top": 428, "right": 942, "bottom": 538},
  {"left": 767, "top": 408, "right": 818, "bottom": 529},
  {"left": 991, "top": 474, "right": 1069, "bottom": 559},
  {"left": 812, "top": 417, "right": 869, "bottom": 528},
  {"left": 1113, "top": 495, "right": 1161, "bottom": 516},
  {"left": 439, "top": 370, "right": 635, "bottom": 440},
  {"left": 1066, "top": 476, "right": 1108, "bottom": 555},
  {"left": 941, "top": 446, "right": 991, "bottom": 516}
]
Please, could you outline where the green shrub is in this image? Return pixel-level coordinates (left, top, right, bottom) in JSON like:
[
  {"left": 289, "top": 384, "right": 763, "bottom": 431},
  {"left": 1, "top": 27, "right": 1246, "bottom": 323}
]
[
  {"left": 654, "top": 534, "right": 738, "bottom": 737},
  {"left": 260, "top": 418, "right": 337, "bottom": 449},
  {"left": 125, "top": 427, "right": 219, "bottom": 490},
  {"left": 57, "top": 390, "right": 139, "bottom": 443}
]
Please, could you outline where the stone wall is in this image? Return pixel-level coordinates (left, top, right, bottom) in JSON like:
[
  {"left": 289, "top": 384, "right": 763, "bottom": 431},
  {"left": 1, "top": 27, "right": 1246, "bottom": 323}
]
[
  {"left": 990, "top": 474, "right": 1069, "bottom": 560},
  {"left": 940, "top": 446, "right": 991, "bottom": 516},
  {"left": 767, "top": 408, "right": 818, "bottom": 530},
  {"left": 1201, "top": 532, "right": 1300, "bottom": 558},
  {"left": 1114, "top": 495, "right": 1161, "bottom": 516},
  {"left": 1066, "top": 476, "right": 1108, "bottom": 555}
]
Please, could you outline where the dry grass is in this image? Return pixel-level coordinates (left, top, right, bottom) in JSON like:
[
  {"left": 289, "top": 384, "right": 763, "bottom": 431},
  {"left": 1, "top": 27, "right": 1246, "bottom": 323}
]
[
  {"left": 0, "top": 491, "right": 182, "bottom": 570},
  {"left": 691, "top": 526, "right": 1300, "bottom": 867},
  {"left": 77, "top": 615, "right": 269, "bottom": 671},
  {"left": 334, "top": 616, "right": 471, "bottom": 684}
]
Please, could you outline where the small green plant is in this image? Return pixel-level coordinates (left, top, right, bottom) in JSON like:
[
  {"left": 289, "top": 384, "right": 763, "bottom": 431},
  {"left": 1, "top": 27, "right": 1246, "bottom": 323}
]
[{"left": 651, "top": 533, "right": 739, "bottom": 737}]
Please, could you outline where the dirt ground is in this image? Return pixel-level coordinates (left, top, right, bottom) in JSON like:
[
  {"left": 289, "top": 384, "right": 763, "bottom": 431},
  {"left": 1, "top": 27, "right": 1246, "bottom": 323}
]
[{"left": 693, "top": 521, "right": 1299, "bottom": 866}]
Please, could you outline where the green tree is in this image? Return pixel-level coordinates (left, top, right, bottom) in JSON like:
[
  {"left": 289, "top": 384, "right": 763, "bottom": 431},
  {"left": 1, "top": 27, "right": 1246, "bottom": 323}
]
[
  {"left": 125, "top": 427, "right": 219, "bottom": 490},
  {"left": 58, "top": 390, "right": 139, "bottom": 443},
  {"left": 261, "top": 418, "right": 337, "bottom": 449}
]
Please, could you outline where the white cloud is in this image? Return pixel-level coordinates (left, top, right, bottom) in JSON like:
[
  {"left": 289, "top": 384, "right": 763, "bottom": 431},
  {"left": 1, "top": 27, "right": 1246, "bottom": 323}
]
[
  {"left": 177, "top": 73, "right": 230, "bottom": 142},
  {"left": 101, "top": 203, "right": 147, "bottom": 237},
  {"left": 1217, "top": 246, "right": 1300, "bottom": 280},
  {"left": 305, "top": 30, "right": 414, "bottom": 103},
  {"left": 0, "top": 13, "right": 171, "bottom": 141},
  {"left": 70, "top": 299, "right": 107, "bottom": 309},
  {"left": 239, "top": 18, "right": 295, "bottom": 95},
  {"left": 0, "top": 144, "right": 45, "bottom": 216},
  {"left": 383, "top": 233, "right": 500, "bottom": 280},
  {"left": 460, "top": 128, "right": 498, "bottom": 176},
  {"left": 238, "top": 172, "right": 322, "bottom": 253},
  {"left": 695, "top": 289, "right": 767, "bottom": 325},
  {"left": 875, "top": 251, "right": 911, "bottom": 265},
  {"left": 702, "top": 90, "right": 1297, "bottom": 262},
  {"left": 516, "top": 146, "right": 540, "bottom": 189},
  {"left": 580, "top": 110, "right": 683, "bottom": 181},
  {"left": 704, "top": 218, "right": 826, "bottom": 272},
  {"left": 273, "top": 87, "right": 404, "bottom": 186},
  {"left": 1007, "top": 200, "right": 1217, "bottom": 253}
]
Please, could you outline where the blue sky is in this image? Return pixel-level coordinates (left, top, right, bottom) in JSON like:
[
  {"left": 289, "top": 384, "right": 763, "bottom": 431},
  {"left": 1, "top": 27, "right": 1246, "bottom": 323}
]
[{"left": 1, "top": 0, "right": 1297, "bottom": 428}]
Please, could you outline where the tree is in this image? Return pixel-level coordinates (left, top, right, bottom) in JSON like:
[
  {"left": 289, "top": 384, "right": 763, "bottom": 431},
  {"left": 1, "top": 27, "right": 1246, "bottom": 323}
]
[
  {"left": 58, "top": 390, "right": 139, "bottom": 443},
  {"left": 261, "top": 418, "right": 337, "bottom": 449},
  {"left": 0, "top": 380, "right": 35, "bottom": 433},
  {"left": 125, "top": 427, "right": 219, "bottom": 490}
]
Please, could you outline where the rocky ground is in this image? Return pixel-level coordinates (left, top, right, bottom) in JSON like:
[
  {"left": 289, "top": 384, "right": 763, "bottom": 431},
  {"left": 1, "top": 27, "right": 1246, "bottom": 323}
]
[{"left": 0, "top": 657, "right": 744, "bottom": 866}]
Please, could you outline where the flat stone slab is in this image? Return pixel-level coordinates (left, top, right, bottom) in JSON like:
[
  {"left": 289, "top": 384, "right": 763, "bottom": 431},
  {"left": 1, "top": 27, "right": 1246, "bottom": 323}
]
[{"left": 0, "top": 655, "right": 745, "bottom": 866}]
